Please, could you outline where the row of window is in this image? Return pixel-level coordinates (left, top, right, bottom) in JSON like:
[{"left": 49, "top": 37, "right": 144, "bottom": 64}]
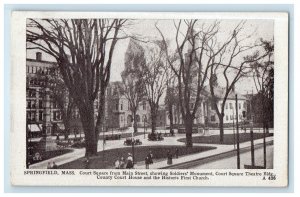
[
  {"left": 211, "top": 102, "right": 246, "bottom": 110},
  {"left": 27, "top": 66, "right": 52, "bottom": 74},
  {"left": 210, "top": 114, "right": 244, "bottom": 122},
  {"left": 26, "top": 111, "right": 62, "bottom": 122},
  {"left": 115, "top": 101, "right": 147, "bottom": 111},
  {"left": 26, "top": 100, "right": 60, "bottom": 109}
]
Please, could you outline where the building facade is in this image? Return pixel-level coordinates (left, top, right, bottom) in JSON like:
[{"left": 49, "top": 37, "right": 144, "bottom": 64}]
[{"left": 26, "top": 52, "right": 63, "bottom": 136}]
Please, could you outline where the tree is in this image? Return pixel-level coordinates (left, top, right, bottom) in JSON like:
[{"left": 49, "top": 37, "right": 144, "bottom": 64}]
[
  {"left": 208, "top": 22, "right": 272, "bottom": 143},
  {"left": 251, "top": 39, "right": 274, "bottom": 132},
  {"left": 141, "top": 41, "right": 168, "bottom": 134},
  {"left": 157, "top": 20, "right": 236, "bottom": 147},
  {"left": 27, "top": 19, "right": 127, "bottom": 156},
  {"left": 120, "top": 39, "right": 146, "bottom": 133},
  {"left": 164, "top": 73, "right": 177, "bottom": 134}
]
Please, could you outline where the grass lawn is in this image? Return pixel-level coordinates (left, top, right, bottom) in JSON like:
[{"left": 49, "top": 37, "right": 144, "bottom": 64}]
[
  {"left": 58, "top": 145, "right": 216, "bottom": 169},
  {"left": 177, "top": 133, "right": 274, "bottom": 145}
]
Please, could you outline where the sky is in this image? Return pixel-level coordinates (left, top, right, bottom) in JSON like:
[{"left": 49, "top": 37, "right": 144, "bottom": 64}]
[{"left": 27, "top": 19, "right": 273, "bottom": 95}]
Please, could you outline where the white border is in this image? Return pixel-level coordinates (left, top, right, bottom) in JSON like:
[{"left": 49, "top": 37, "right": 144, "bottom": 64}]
[{"left": 10, "top": 11, "right": 288, "bottom": 187}]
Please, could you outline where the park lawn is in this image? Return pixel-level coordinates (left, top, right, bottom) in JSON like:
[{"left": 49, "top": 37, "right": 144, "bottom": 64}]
[
  {"left": 58, "top": 145, "right": 216, "bottom": 169},
  {"left": 177, "top": 133, "right": 274, "bottom": 145}
]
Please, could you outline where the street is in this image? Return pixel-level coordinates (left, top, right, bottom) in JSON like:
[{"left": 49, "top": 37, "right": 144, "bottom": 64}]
[{"left": 193, "top": 144, "right": 273, "bottom": 169}]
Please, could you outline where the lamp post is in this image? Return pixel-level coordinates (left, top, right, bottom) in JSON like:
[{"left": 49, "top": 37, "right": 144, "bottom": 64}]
[
  {"left": 131, "top": 120, "right": 135, "bottom": 165},
  {"left": 144, "top": 116, "right": 146, "bottom": 139}
]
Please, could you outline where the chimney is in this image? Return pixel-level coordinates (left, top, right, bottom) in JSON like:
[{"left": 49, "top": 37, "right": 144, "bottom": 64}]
[{"left": 36, "top": 52, "right": 42, "bottom": 61}]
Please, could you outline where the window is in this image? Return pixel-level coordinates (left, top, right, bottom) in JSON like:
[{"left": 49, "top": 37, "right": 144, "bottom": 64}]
[
  {"left": 143, "top": 101, "right": 146, "bottom": 110},
  {"left": 32, "top": 66, "right": 37, "bottom": 74},
  {"left": 115, "top": 103, "right": 118, "bottom": 110},
  {"left": 230, "top": 115, "right": 233, "bottom": 120},
  {"left": 53, "top": 111, "right": 62, "bottom": 121},
  {"left": 31, "top": 101, "right": 36, "bottom": 108},
  {"left": 120, "top": 103, "right": 123, "bottom": 110},
  {"left": 239, "top": 103, "right": 241, "bottom": 109},
  {"left": 226, "top": 115, "right": 228, "bottom": 121},
  {"left": 136, "top": 115, "right": 140, "bottom": 123},
  {"left": 143, "top": 115, "right": 147, "bottom": 123},
  {"left": 53, "top": 102, "right": 59, "bottom": 109},
  {"left": 226, "top": 103, "right": 228, "bottom": 109},
  {"left": 210, "top": 115, "right": 215, "bottom": 121},
  {"left": 229, "top": 103, "right": 233, "bottom": 109},
  {"left": 39, "top": 100, "right": 43, "bottom": 109},
  {"left": 27, "top": 101, "right": 31, "bottom": 108},
  {"left": 30, "top": 112, "right": 36, "bottom": 121},
  {"left": 39, "top": 111, "right": 43, "bottom": 121},
  {"left": 28, "top": 89, "right": 36, "bottom": 98}
]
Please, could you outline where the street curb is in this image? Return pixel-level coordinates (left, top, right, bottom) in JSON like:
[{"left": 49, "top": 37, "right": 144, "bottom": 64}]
[{"left": 161, "top": 140, "right": 273, "bottom": 169}]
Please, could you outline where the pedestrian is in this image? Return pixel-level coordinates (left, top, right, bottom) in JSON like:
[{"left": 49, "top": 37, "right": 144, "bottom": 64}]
[
  {"left": 145, "top": 156, "right": 150, "bottom": 169},
  {"left": 175, "top": 148, "right": 179, "bottom": 159},
  {"left": 126, "top": 153, "right": 134, "bottom": 169},
  {"left": 52, "top": 162, "right": 58, "bottom": 169},
  {"left": 119, "top": 157, "right": 125, "bottom": 169},
  {"left": 167, "top": 150, "right": 173, "bottom": 165},
  {"left": 147, "top": 150, "right": 153, "bottom": 164},
  {"left": 47, "top": 162, "right": 52, "bottom": 169},
  {"left": 114, "top": 158, "right": 120, "bottom": 169}
]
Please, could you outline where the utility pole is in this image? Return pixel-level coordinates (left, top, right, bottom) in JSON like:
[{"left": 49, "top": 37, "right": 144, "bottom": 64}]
[
  {"left": 262, "top": 88, "right": 267, "bottom": 169},
  {"left": 232, "top": 108, "right": 236, "bottom": 150},
  {"left": 250, "top": 91, "right": 255, "bottom": 167},
  {"left": 235, "top": 95, "right": 240, "bottom": 169}
]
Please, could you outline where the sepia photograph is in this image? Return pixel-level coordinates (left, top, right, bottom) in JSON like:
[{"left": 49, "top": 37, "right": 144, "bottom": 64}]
[
  {"left": 10, "top": 11, "right": 288, "bottom": 186},
  {"left": 25, "top": 17, "right": 274, "bottom": 170}
]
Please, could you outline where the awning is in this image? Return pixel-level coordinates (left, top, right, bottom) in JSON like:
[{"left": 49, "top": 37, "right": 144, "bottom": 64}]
[{"left": 28, "top": 124, "right": 42, "bottom": 132}]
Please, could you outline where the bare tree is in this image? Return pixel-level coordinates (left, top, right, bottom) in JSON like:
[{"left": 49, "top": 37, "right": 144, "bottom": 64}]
[
  {"left": 141, "top": 41, "right": 168, "bottom": 134},
  {"left": 120, "top": 39, "right": 146, "bottom": 133},
  {"left": 164, "top": 69, "right": 177, "bottom": 134},
  {"left": 27, "top": 19, "right": 127, "bottom": 156},
  {"left": 157, "top": 20, "right": 236, "bottom": 147},
  {"left": 208, "top": 22, "right": 272, "bottom": 143}
]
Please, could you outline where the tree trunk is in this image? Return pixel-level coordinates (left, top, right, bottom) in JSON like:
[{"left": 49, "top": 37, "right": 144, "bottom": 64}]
[
  {"left": 150, "top": 107, "right": 157, "bottom": 134},
  {"left": 169, "top": 103, "right": 174, "bottom": 133},
  {"left": 63, "top": 117, "right": 70, "bottom": 140},
  {"left": 218, "top": 115, "right": 224, "bottom": 143},
  {"left": 79, "top": 104, "right": 98, "bottom": 156},
  {"left": 133, "top": 111, "right": 138, "bottom": 133},
  {"left": 95, "top": 89, "right": 106, "bottom": 140},
  {"left": 185, "top": 114, "right": 193, "bottom": 147}
]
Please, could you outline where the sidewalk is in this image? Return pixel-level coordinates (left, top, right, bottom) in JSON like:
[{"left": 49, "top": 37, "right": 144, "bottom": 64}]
[{"left": 29, "top": 129, "right": 273, "bottom": 169}]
